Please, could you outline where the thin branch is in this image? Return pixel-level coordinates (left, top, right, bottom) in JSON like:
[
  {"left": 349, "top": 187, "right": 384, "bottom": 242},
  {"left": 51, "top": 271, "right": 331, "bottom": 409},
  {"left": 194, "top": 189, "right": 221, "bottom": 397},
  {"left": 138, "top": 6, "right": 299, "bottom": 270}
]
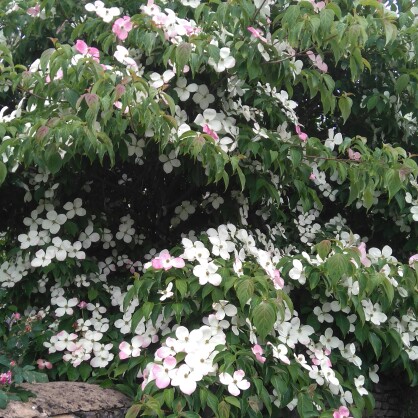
[
  {"left": 251, "top": 0, "right": 269, "bottom": 24},
  {"left": 304, "top": 155, "right": 361, "bottom": 163}
]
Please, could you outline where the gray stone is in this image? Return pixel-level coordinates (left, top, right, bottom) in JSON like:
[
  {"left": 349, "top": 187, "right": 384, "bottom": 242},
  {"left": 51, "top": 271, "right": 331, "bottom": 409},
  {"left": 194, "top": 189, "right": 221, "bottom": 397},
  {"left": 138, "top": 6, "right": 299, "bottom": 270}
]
[{"left": 0, "top": 382, "right": 131, "bottom": 418}]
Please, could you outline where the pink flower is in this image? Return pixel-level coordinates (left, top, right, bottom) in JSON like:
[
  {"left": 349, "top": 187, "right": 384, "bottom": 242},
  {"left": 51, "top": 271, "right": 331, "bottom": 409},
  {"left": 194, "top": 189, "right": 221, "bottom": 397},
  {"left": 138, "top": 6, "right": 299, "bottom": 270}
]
[
  {"left": 203, "top": 124, "right": 219, "bottom": 140},
  {"left": 114, "top": 101, "right": 129, "bottom": 113},
  {"left": 333, "top": 406, "right": 352, "bottom": 418},
  {"left": 0, "top": 371, "right": 12, "bottom": 385},
  {"left": 309, "top": 173, "right": 316, "bottom": 180},
  {"left": 37, "top": 359, "right": 52, "bottom": 370},
  {"left": 306, "top": 51, "right": 328, "bottom": 73},
  {"left": 295, "top": 125, "right": 308, "bottom": 141},
  {"left": 78, "top": 301, "right": 88, "bottom": 309},
  {"left": 152, "top": 249, "right": 185, "bottom": 271},
  {"left": 409, "top": 254, "right": 418, "bottom": 266},
  {"left": 348, "top": 148, "right": 361, "bottom": 161},
  {"left": 75, "top": 40, "right": 89, "bottom": 55},
  {"left": 252, "top": 345, "right": 266, "bottom": 363},
  {"left": 27, "top": 4, "right": 41, "bottom": 17},
  {"left": 45, "top": 68, "right": 63, "bottom": 83},
  {"left": 272, "top": 269, "right": 284, "bottom": 289},
  {"left": 152, "top": 356, "right": 177, "bottom": 389},
  {"left": 112, "top": 16, "right": 133, "bottom": 41},
  {"left": 358, "top": 242, "right": 371, "bottom": 267},
  {"left": 247, "top": 27, "right": 267, "bottom": 42},
  {"left": 74, "top": 40, "right": 100, "bottom": 62}
]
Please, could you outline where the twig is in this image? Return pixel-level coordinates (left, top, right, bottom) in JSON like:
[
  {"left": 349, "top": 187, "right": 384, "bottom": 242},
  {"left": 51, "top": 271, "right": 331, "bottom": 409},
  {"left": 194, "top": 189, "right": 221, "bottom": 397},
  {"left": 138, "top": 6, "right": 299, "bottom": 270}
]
[{"left": 251, "top": 0, "right": 269, "bottom": 24}]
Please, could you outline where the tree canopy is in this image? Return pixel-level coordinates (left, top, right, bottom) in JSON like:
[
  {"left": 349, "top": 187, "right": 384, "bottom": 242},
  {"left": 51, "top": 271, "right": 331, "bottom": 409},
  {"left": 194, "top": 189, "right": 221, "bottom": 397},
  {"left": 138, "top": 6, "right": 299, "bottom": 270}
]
[{"left": 0, "top": 0, "right": 417, "bottom": 417}]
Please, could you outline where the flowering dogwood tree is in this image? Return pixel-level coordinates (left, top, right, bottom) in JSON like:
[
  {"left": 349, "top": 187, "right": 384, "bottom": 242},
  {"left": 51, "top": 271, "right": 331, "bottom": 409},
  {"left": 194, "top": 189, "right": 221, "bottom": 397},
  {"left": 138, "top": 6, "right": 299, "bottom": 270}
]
[{"left": 0, "top": 0, "right": 417, "bottom": 417}]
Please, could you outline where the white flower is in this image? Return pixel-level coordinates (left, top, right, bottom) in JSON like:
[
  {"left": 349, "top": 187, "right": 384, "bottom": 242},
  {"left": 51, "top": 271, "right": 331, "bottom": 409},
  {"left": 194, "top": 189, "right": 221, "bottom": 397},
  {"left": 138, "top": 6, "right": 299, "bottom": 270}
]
[
  {"left": 174, "top": 77, "right": 198, "bottom": 101},
  {"left": 193, "top": 262, "right": 222, "bottom": 286},
  {"left": 361, "top": 299, "right": 387, "bottom": 326},
  {"left": 369, "top": 365, "right": 379, "bottom": 383},
  {"left": 63, "top": 198, "right": 86, "bottom": 219},
  {"left": 174, "top": 200, "right": 196, "bottom": 221},
  {"left": 31, "top": 248, "right": 55, "bottom": 267},
  {"left": 114, "top": 46, "right": 137, "bottom": 68},
  {"left": 90, "top": 343, "right": 114, "bottom": 367},
  {"left": 181, "top": 239, "right": 210, "bottom": 264},
  {"left": 313, "top": 305, "right": 333, "bottom": 323},
  {"left": 319, "top": 328, "right": 343, "bottom": 350},
  {"left": 411, "top": 206, "right": 418, "bottom": 221},
  {"left": 192, "top": 84, "right": 215, "bottom": 110},
  {"left": 18, "top": 230, "right": 40, "bottom": 249},
  {"left": 208, "top": 235, "right": 235, "bottom": 260},
  {"left": 169, "top": 364, "right": 202, "bottom": 395},
  {"left": 126, "top": 134, "right": 145, "bottom": 162},
  {"left": 354, "top": 375, "right": 368, "bottom": 396},
  {"left": 158, "top": 282, "right": 174, "bottom": 301},
  {"left": 42, "top": 210, "right": 67, "bottom": 234},
  {"left": 87, "top": 302, "right": 107, "bottom": 318},
  {"left": 180, "top": 0, "right": 201, "bottom": 8},
  {"left": 53, "top": 330, "right": 78, "bottom": 352},
  {"left": 185, "top": 350, "right": 217, "bottom": 376},
  {"left": 219, "top": 370, "right": 250, "bottom": 396},
  {"left": 95, "top": 4, "right": 120, "bottom": 22},
  {"left": 289, "top": 259, "right": 306, "bottom": 284},
  {"left": 194, "top": 109, "right": 222, "bottom": 131},
  {"left": 208, "top": 48, "right": 236, "bottom": 72},
  {"left": 115, "top": 313, "right": 132, "bottom": 334},
  {"left": 269, "top": 342, "right": 290, "bottom": 364},
  {"left": 150, "top": 70, "right": 175, "bottom": 88},
  {"left": 55, "top": 297, "right": 78, "bottom": 317},
  {"left": 159, "top": 150, "right": 181, "bottom": 173},
  {"left": 324, "top": 129, "right": 343, "bottom": 151},
  {"left": 212, "top": 300, "right": 237, "bottom": 320},
  {"left": 79, "top": 223, "right": 100, "bottom": 249}
]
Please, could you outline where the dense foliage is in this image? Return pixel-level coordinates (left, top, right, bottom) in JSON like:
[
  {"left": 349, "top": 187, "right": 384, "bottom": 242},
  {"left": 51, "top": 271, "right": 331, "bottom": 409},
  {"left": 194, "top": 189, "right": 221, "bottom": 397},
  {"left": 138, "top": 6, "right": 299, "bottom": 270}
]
[{"left": 0, "top": 0, "right": 417, "bottom": 417}]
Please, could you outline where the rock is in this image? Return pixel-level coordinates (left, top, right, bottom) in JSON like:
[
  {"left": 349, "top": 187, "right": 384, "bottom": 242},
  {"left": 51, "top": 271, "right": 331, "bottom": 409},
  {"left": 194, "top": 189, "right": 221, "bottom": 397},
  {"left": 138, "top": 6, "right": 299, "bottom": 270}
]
[{"left": 0, "top": 382, "right": 131, "bottom": 418}]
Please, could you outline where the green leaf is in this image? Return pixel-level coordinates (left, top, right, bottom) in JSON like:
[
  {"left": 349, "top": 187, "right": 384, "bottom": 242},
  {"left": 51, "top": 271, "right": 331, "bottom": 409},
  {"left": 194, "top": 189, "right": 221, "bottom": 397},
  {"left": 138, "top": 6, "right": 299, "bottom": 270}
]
[
  {"left": 22, "top": 369, "right": 49, "bottom": 383},
  {"left": 369, "top": 332, "right": 382, "bottom": 359},
  {"left": 218, "top": 400, "right": 231, "bottom": 418},
  {"left": 126, "top": 404, "right": 142, "bottom": 418},
  {"left": 175, "top": 43, "right": 193, "bottom": 74},
  {"left": 66, "top": 366, "right": 80, "bottom": 381},
  {"left": 0, "top": 162, "right": 6, "bottom": 185},
  {"left": 324, "top": 253, "right": 351, "bottom": 284},
  {"left": 252, "top": 301, "right": 276, "bottom": 340},
  {"left": 289, "top": 147, "right": 302, "bottom": 167},
  {"left": 224, "top": 396, "right": 241, "bottom": 409},
  {"left": 0, "top": 391, "right": 8, "bottom": 409},
  {"left": 88, "top": 287, "right": 98, "bottom": 301},
  {"left": 395, "top": 74, "right": 410, "bottom": 94},
  {"left": 338, "top": 95, "right": 353, "bottom": 123},
  {"left": 335, "top": 312, "right": 350, "bottom": 337},
  {"left": 46, "top": 152, "right": 63, "bottom": 174},
  {"left": 316, "top": 240, "right": 331, "bottom": 260},
  {"left": 297, "top": 393, "right": 316, "bottom": 418},
  {"left": 383, "top": 20, "right": 397, "bottom": 45},
  {"left": 141, "top": 301, "right": 154, "bottom": 319},
  {"left": 385, "top": 169, "right": 402, "bottom": 200},
  {"left": 175, "top": 279, "right": 187, "bottom": 298},
  {"left": 164, "top": 388, "right": 174, "bottom": 409},
  {"left": 381, "top": 278, "right": 394, "bottom": 304},
  {"left": 235, "top": 278, "right": 254, "bottom": 309},
  {"left": 79, "top": 363, "right": 92, "bottom": 381},
  {"left": 206, "top": 391, "right": 219, "bottom": 415}
]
